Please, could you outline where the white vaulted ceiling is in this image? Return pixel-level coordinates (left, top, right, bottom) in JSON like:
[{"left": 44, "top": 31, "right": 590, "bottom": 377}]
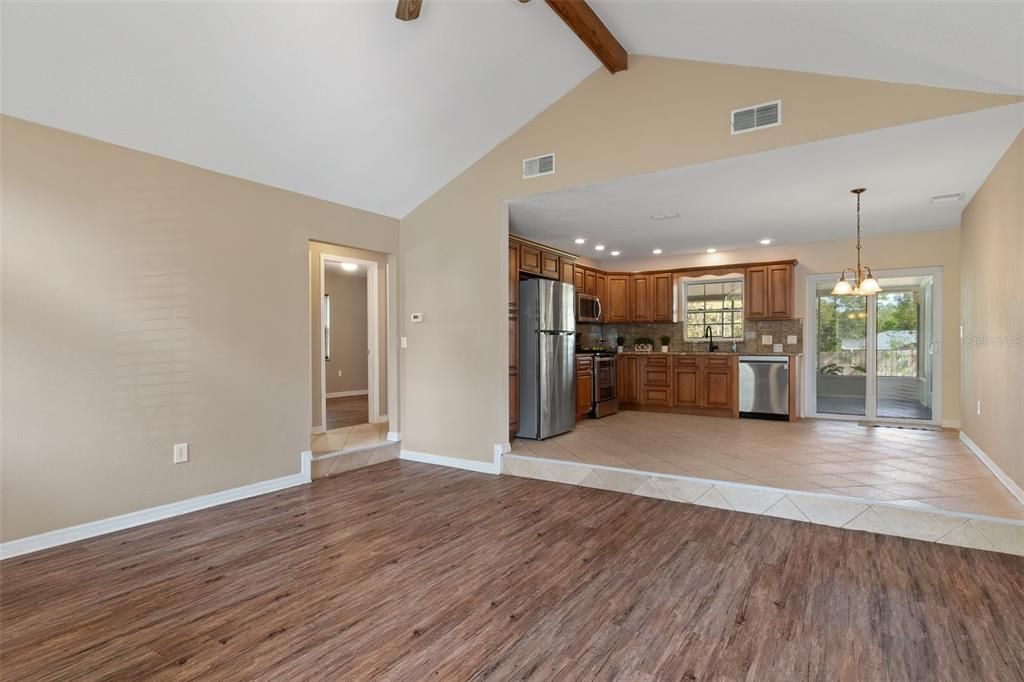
[
  {"left": 3, "top": 1, "right": 1020, "bottom": 218},
  {"left": 590, "top": 0, "right": 1024, "bottom": 96}
]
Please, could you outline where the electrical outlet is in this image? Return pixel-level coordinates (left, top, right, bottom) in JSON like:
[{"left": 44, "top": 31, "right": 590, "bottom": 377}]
[
  {"left": 401, "top": 336, "right": 408, "bottom": 348},
  {"left": 787, "top": 335, "right": 798, "bottom": 344},
  {"left": 337, "top": 370, "right": 343, "bottom": 377},
  {"left": 173, "top": 443, "right": 189, "bottom": 464},
  {"left": 773, "top": 343, "right": 783, "bottom": 353},
  {"left": 761, "top": 335, "right": 772, "bottom": 345},
  {"left": 977, "top": 400, "right": 982, "bottom": 416}
]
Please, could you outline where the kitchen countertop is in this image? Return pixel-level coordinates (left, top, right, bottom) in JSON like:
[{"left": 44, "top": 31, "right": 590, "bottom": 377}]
[{"left": 612, "top": 351, "right": 802, "bottom": 357}]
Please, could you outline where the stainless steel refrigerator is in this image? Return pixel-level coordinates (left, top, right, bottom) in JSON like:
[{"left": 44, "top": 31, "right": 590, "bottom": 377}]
[{"left": 518, "top": 279, "right": 576, "bottom": 440}]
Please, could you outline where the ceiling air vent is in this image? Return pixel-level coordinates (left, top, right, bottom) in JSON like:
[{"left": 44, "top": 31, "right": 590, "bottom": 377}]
[
  {"left": 523, "top": 153, "right": 555, "bottom": 179},
  {"left": 731, "top": 100, "right": 782, "bottom": 135}
]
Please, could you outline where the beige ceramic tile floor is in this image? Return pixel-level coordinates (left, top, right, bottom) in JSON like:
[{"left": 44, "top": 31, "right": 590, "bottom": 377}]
[
  {"left": 311, "top": 421, "right": 389, "bottom": 455},
  {"left": 511, "top": 411, "right": 1024, "bottom": 521}
]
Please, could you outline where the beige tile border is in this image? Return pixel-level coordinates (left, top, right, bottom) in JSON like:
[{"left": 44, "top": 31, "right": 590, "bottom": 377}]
[
  {"left": 312, "top": 442, "right": 399, "bottom": 480},
  {"left": 502, "top": 454, "right": 1024, "bottom": 557}
]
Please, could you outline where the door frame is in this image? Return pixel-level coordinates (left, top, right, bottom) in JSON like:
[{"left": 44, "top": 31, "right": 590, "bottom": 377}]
[
  {"left": 319, "top": 252, "right": 381, "bottom": 429},
  {"left": 803, "top": 266, "right": 942, "bottom": 426}
]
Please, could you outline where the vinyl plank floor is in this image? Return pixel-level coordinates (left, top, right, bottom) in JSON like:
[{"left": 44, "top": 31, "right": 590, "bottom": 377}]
[{"left": 2, "top": 461, "right": 1023, "bottom": 680}]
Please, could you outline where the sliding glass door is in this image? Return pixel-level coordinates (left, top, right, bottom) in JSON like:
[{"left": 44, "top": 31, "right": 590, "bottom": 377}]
[{"left": 809, "top": 269, "right": 941, "bottom": 424}]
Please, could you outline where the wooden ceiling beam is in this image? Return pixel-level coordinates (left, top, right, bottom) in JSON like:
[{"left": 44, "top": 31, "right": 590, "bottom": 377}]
[
  {"left": 395, "top": 0, "right": 423, "bottom": 22},
  {"left": 545, "top": 0, "right": 627, "bottom": 74}
]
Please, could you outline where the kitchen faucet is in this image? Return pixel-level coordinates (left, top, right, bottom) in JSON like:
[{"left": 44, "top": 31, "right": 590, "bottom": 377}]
[{"left": 703, "top": 325, "right": 718, "bottom": 352}]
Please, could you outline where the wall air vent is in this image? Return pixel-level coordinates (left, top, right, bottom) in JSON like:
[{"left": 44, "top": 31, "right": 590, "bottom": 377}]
[
  {"left": 522, "top": 153, "right": 555, "bottom": 179},
  {"left": 930, "top": 192, "right": 964, "bottom": 204},
  {"left": 731, "top": 100, "right": 782, "bottom": 135}
]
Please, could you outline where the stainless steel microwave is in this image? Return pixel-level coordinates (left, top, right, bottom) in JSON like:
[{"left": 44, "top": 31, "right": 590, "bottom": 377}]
[{"left": 577, "top": 293, "right": 602, "bottom": 323}]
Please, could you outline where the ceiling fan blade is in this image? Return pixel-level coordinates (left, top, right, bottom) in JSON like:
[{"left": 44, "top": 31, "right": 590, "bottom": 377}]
[{"left": 395, "top": 0, "right": 423, "bottom": 21}]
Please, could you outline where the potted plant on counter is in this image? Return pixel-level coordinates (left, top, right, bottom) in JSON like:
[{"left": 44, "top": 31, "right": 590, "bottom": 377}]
[
  {"left": 660, "top": 335, "right": 671, "bottom": 353},
  {"left": 616, "top": 336, "right": 626, "bottom": 353}
]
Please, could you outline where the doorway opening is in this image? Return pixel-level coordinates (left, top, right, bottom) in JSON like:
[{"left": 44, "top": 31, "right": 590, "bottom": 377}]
[
  {"left": 312, "top": 248, "right": 389, "bottom": 455},
  {"left": 806, "top": 267, "right": 941, "bottom": 425}
]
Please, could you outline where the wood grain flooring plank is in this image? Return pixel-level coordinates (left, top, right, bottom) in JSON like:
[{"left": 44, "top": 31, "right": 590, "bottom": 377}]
[{"left": 2, "top": 461, "right": 1023, "bottom": 681}]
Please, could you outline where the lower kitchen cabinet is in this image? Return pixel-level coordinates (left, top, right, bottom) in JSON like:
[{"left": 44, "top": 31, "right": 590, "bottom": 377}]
[
  {"left": 616, "top": 355, "right": 640, "bottom": 403},
  {"left": 701, "top": 357, "right": 734, "bottom": 410},
  {"left": 576, "top": 356, "right": 594, "bottom": 420},
  {"left": 618, "top": 354, "right": 738, "bottom": 416}
]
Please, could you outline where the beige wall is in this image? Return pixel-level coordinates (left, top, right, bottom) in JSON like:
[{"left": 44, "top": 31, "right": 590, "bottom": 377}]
[
  {"left": 960, "top": 131, "right": 1023, "bottom": 488},
  {"left": 399, "top": 56, "right": 1015, "bottom": 464},
  {"left": 1, "top": 116, "right": 398, "bottom": 542},
  {"left": 324, "top": 269, "right": 368, "bottom": 395},
  {"left": 610, "top": 229, "right": 962, "bottom": 423},
  {"left": 308, "top": 241, "right": 389, "bottom": 430}
]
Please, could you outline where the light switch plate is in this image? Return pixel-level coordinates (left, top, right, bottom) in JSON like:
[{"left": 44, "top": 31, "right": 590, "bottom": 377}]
[
  {"left": 173, "top": 443, "right": 188, "bottom": 464},
  {"left": 761, "top": 335, "right": 772, "bottom": 345},
  {"left": 410, "top": 313, "right": 423, "bottom": 323},
  {"left": 773, "top": 343, "right": 783, "bottom": 353},
  {"left": 787, "top": 335, "right": 798, "bottom": 344},
  {"left": 401, "top": 336, "right": 408, "bottom": 348}
]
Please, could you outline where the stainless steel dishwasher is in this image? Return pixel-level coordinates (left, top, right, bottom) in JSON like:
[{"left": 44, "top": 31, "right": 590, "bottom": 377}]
[{"left": 738, "top": 356, "right": 789, "bottom": 420}]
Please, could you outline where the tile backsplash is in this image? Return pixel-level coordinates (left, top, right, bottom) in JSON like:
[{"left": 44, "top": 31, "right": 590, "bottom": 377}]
[{"left": 578, "top": 319, "right": 804, "bottom": 355}]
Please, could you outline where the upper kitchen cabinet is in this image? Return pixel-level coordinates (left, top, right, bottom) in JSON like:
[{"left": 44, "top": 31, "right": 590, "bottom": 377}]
[
  {"left": 541, "top": 251, "right": 560, "bottom": 279},
  {"left": 508, "top": 242, "right": 519, "bottom": 312},
  {"left": 595, "top": 272, "right": 607, "bottom": 303},
  {"left": 519, "top": 243, "right": 542, "bottom": 275},
  {"left": 746, "top": 262, "right": 795, "bottom": 320},
  {"left": 630, "top": 275, "right": 652, "bottom": 322},
  {"left": 605, "top": 275, "right": 631, "bottom": 323},
  {"left": 652, "top": 273, "right": 673, "bottom": 322},
  {"left": 561, "top": 258, "right": 575, "bottom": 284}
]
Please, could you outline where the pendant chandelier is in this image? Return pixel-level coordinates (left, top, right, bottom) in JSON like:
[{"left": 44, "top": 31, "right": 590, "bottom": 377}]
[{"left": 832, "top": 188, "right": 882, "bottom": 296}]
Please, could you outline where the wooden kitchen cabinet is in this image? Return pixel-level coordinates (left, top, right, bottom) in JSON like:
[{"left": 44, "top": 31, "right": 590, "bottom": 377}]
[
  {"left": 561, "top": 258, "right": 576, "bottom": 284},
  {"left": 509, "top": 370, "right": 519, "bottom": 437},
  {"left": 702, "top": 357, "right": 734, "bottom": 410},
  {"left": 640, "top": 356, "right": 672, "bottom": 406},
  {"left": 652, "top": 272, "right": 674, "bottom": 322},
  {"left": 576, "top": 356, "right": 594, "bottom": 420},
  {"left": 508, "top": 242, "right": 519, "bottom": 312},
  {"left": 595, "top": 273, "right": 607, "bottom": 305},
  {"left": 574, "top": 266, "right": 586, "bottom": 292},
  {"left": 672, "top": 356, "right": 700, "bottom": 407},
  {"left": 747, "top": 263, "right": 794, "bottom": 320},
  {"left": 541, "top": 251, "right": 560, "bottom": 279},
  {"left": 584, "top": 269, "right": 597, "bottom": 296},
  {"left": 616, "top": 355, "right": 640, "bottom": 403},
  {"left": 630, "top": 275, "right": 652, "bottom": 322},
  {"left": 606, "top": 275, "right": 631, "bottom": 323},
  {"left": 519, "top": 243, "right": 541, "bottom": 275}
]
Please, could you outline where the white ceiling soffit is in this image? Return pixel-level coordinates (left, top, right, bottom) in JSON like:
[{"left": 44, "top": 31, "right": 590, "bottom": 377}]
[
  {"left": 508, "top": 103, "right": 1024, "bottom": 260},
  {"left": 0, "top": 1, "right": 597, "bottom": 218},
  {"left": 590, "top": 0, "right": 1024, "bottom": 95}
]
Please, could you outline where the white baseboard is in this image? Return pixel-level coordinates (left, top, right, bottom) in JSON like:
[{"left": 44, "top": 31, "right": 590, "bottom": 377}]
[
  {"left": 326, "top": 390, "right": 368, "bottom": 398},
  {"left": 370, "top": 414, "right": 388, "bottom": 424},
  {"left": 400, "top": 449, "right": 499, "bottom": 475},
  {"left": 960, "top": 431, "right": 1024, "bottom": 506},
  {"left": 942, "top": 419, "right": 961, "bottom": 429},
  {"left": 311, "top": 425, "right": 326, "bottom": 435},
  {"left": 1, "top": 454, "right": 312, "bottom": 560},
  {"left": 494, "top": 442, "right": 511, "bottom": 458},
  {"left": 386, "top": 431, "right": 401, "bottom": 442}
]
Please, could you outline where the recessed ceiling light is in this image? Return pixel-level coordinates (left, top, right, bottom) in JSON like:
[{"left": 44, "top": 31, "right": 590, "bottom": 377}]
[
  {"left": 652, "top": 248, "right": 662, "bottom": 255},
  {"left": 930, "top": 192, "right": 964, "bottom": 204},
  {"left": 595, "top": 244, "right": 605, "bottom": 251},
  {"left": 610, "top": 250, "right": 621, "bottom": 256},
  {"left": 706, "top": 248, "right": 717, "bottom": 254},
  {"left": 759, "top": 239, "right": 773, "bottom": 245},
  {"left": 574, "top": 237, "right": 586, "bottom": 244},
  {"left": 341, "top": 262, "right": 358, "bottom": 271}
]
